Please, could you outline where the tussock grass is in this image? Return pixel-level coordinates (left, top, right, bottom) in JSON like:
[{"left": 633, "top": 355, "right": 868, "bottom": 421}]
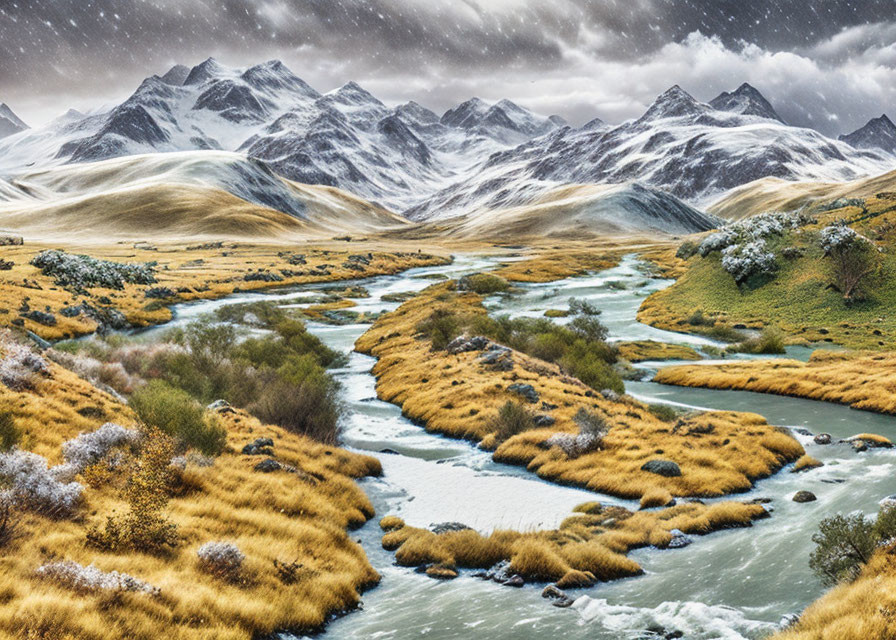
[
  {"left": 654, "top": 350, "right": 896, "bottom": 415},
  {"left": 492, "top": 251, "right": 621, "bottom": 283},
  {"left": 379, "top": 500, "right": 766, "bottom": 587},
  {"left": 615, "top": 340, "right": 702, "bottom": 363},
  {"left": 0, "top": 353, "right": 381, "bottom": 639},
  {"left": 793, "top": 454, "right": 823, "bottom": 472},
  {"left": 356, "top": 284, "right": 803, "bottom": 499},
  {"left": 0, "top": 241, "right": 448, "bottom": 341}
]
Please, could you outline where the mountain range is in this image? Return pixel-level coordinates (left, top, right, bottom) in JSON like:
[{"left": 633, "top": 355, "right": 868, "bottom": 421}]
[{"left": 0, "top": 59, "right": 894, "bottom": 239}]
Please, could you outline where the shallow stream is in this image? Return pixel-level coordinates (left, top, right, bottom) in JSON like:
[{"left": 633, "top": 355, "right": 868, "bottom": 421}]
[{"left": 147, "top": 253, "right": 896, "bottom": 639}]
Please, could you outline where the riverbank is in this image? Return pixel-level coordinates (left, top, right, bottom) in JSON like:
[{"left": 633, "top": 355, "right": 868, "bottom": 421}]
[{"left": 654, "top": 350, "right": 896, "bottom": 416}]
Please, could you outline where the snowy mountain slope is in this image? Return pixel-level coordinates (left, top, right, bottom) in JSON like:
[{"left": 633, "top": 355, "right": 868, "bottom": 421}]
[
  {"left": 0, "top": 58, "right": 564, "bottom": 212},
  {"left": 421, "top": 182, "right": 720, "bottom": 239},
  {"left": 839, "top": 114, "right": 896, "bottom": 154},
  {"left": 0, "top": 104, "right": 28, "bottom": 139},
  {"left": 0, "top": 150, "right": 409, "bottom": 240},
  {"left": 406, "top": 85, "right": 894, "bottom": 221}
]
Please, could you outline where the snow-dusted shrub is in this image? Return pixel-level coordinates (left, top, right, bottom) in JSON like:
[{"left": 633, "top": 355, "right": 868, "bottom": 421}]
[
  {"left": 53, "top": 423, "right": 140, "bottom": 482},
  {"left": 30, "top": 249, "right": 157, "bottom": 290},
  {"left": 545, "top": 408, "right": 608, "bottom": 458},
  {"left": 698, "top": 228, "right": 739, "bottom": 256},
  {"left": 820, "top": 223, "right": 865, "bottom": 254},
  {"left": 197, "top": 541, "right": 245, "bottom": 578},
  {"left": 35, "top": 560, "right": 158, "bottom": 595},
  {"left": 46, "top": 349, "right": 132, "bottom": 399},
  {"left": 0, "top": 339, "right": 49, "bottom": 390},
  {"left": 0, "top": 449, "right": 83, "bottom": 516},
  {"left": 698, "top": 212, "right": 808, "bottom": 258},
  {"left": 721, "top": 240, "right": 777, "bottom": 284}
]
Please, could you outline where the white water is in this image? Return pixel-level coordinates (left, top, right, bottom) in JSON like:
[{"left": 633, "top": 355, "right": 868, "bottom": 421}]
[{"left": 148, "top": 253, "right": 896, "bottom": 640}]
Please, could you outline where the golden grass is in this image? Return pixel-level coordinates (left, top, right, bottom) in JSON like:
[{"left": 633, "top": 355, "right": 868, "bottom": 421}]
[
  {"left": 0, "top": 355, "right": 382, "bottom": 639},
  {"left": 615, "top": 340, "right": 702, "bottom": 363},
  {"left": 773, "top": 542, "right": 896, "bottom": 640},
  {"left": 356, "top": 283, "right": 804, "bottom": 499},
  {"left": 0, "top": 241, "right": 448, "bottom": 340},
  {"left": 492, "top": 251, "right": 621, "bottom": 283},
  {"left": 792, "top": 455, "right": 823, "bottom": 472},
  {"left": 654, "top": 350, "right": 896, "bottom": 415},
  {"left": 379, "top": 500, "right": 767, "bottom": 586}
]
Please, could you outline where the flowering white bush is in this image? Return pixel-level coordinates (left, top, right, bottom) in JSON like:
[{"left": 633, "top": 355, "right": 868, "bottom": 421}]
[
  {"left": 721, "top": 240, "right": 778, "bottom": 284},
  {"left": 544, "top": 431, "right": 600, "bottom": 458},
  {"left": 53, "top": 423, "right": 139, "bottom": 482},
  {"left": 698, "top": 212, "right": 808, "bottom": 257},
  {"left": 197, "top": 541, "right": 245, "bottom": 577},
  {"left": 0, "top": 449, "right": 83, "bottom": 516},
  {"left": 36, "top": 560, "right": 158, "bottom": 595},
  {"left": 0, "top": 339, "right": 49, "bottom": 390},
  {"left": 820, "top": 223, "right": 865, "bottom": 254}
]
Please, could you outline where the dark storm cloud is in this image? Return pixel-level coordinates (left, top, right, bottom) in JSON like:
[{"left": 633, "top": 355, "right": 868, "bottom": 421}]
[{"left": 1, "top": 0, "right": 894, "bottom": 136}]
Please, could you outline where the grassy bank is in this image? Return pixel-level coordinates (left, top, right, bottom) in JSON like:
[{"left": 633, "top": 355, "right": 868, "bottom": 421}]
[
  {"left": 355, "top": 282, "right": 803, "bottom": 500},
  {"left": 655, "top": 350, "right": 896, "bottom": 415},
  {"left": 638, "top": 194, "right": 896, "bottom": 350},
  {"left": 0, "top": 240, "right": 448, "bottom": 341},
  {"left": 0, "top": 333, "right": 381, "bottom": 639}
]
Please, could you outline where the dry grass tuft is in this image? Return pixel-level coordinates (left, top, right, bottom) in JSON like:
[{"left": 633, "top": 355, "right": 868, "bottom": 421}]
[{"left": 615, "top": 340, "right": 702, "bottom": 363}]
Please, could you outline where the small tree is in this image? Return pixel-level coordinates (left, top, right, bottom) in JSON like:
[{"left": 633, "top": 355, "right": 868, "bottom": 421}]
[
  {"left": 820, "top": 223, "right": 879, "bottom": 303},
  {"left": 490, "top": 401, "right": 535, "bottom": 443},
  {"left": 809, "top": 511, "right": 877, "bottom": 587}
]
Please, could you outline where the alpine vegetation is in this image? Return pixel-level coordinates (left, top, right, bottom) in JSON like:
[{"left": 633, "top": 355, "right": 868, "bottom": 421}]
[
  {"left": 0, "top": 337, "right": 49, "bottom": 391},
  {"left": 35, "top": 560, "right": 159, "bottom": 595},
  {"left": 54, "top": 422, "right": 140, "bottom": 482},
  {"left": 819, "top": 221, "right": 880, "bottom": 302},
  {"left": 30, "top": 249, "right": 157, "bottom": 290},
  {"left": 197, "top": 541, "right": 245, "bottom": 579},
  {"left": 0, "top": 448, "right": 83, "bottom": 516}
]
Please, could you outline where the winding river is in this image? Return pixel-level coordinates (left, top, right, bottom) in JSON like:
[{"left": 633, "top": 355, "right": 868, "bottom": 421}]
[{"left": 141, "top": 254, "right": 896, "bottom": 639}]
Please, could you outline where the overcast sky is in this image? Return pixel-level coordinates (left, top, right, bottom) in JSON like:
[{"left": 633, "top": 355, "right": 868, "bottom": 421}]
[{"left": 1, "top": 0, "right": 894, "bottom": 136}]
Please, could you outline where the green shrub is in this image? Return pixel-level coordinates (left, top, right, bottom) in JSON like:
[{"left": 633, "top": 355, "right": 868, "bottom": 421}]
[
  {"left": 686, "top": 309, "right": 714, "bottom": 327},
  {"left": 0, "top": 407, "right": 21, "bottom": 451},
  {"left": 730, "top": 327, "right": 786, "bottom": 354},
  {"left": 570, "top": 315, "right": 609, "bottom": 342},
  {"left": 568, "top": 298, "right": 601, "bottom": 316},
  {"left": 458, "top": 273, "right": 510, "bottom": 295},
  {"left": 560, "top": 341, "right": 624, "bottom": 394},
  {"left": 706, "top": 325, "right": 747, "bottom": 343},
  {"left": 415, "top": 308, "right": 462, "bottom": 350},
  {"left": 215, "top": 301, "right": 289, "bottom": 328},
  {"left": 249, "top": 355, "right": 343, "bottom": 444},
  {"left": 129, "top": 380, "right": 227, "bottom": 456},
  {"left": 490, "top": 401, "right": 535, "bottom": 443},
  {"left": 676, "top": 240, "right": 699, "bottom": 260},
  {"left": 809, "top": 512, "right": 876, "bottom": 587},
  {"left": 647, "top": 404, "right": 681, "bottom": 422}
]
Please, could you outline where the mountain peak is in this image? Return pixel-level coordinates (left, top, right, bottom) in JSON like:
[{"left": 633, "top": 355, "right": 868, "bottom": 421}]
[
  {"left": 441, "top": 97, "right": 490, "bottom": 128},
  {"left": 183, "top": 57, "right": 226, "bottom": 86},
  {"left": 160, "top": 64, "right": 190, "bottom": 86},
  {"left": 709, "top": 83, "right": 784, "bottom": 122},
  {"left": 241, "top": 60, "right": 319, "bottom": 98},
  {"left": 839, "top": 113, "right": 896, "bottom": 154},
  {"left": 0, "top": 103, "right": 28, "bottom": 139},
  {"left": 639, "top": 85, "right": 705, "bottom": 121}
]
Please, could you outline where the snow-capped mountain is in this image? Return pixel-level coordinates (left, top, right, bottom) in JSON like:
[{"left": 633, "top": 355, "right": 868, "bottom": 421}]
[
  {"left": 0, "top": 104, "right": 28, "bottom": 139},
  {"left": 709, "top": 83, "right": 784, "bottom": 122},
  {"left": 0, "top": 58, "right": 564, "bottom": 212},
  {"left": 1, "top": 63, "right": 893, "bottom": 230},
  {"left": 405, "top": 84, "right": 894, "bottom": 220},
  {"left": 839, "top": 115, "right": 896, "bottom": 154}
]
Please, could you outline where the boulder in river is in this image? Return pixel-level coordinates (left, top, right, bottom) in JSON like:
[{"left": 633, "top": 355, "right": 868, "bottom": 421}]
[
  {"left": 813, "top": 433, "right": 832, "bottom": 445},
  {"left": 507, "top": 383, "right": 539, "bottom": 403},
  {"left": 665, "top": 528, "right": 693, "bottom": 549},
  {"left": 792, "top": 490, "right": 817, "bottom": 503},
  {"left": 641, "top": 459, "right": 682, "bottom": 477}
]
